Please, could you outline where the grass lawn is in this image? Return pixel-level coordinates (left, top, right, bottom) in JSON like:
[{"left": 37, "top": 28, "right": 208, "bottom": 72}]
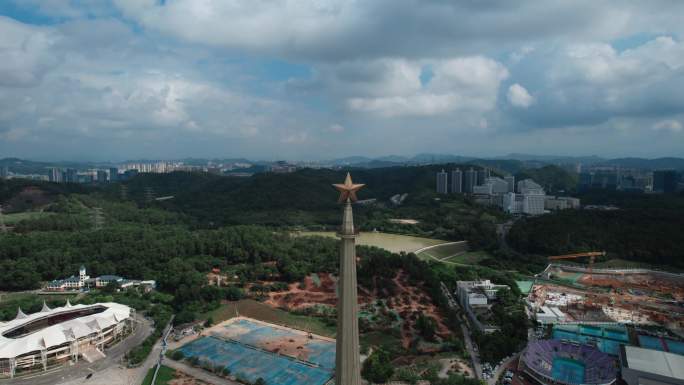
[
  {"left": 141, "top": 365, "right": 175, "bottom": 385},
  {"left": 592, "top": 259, "right": 651, "bottom": 269},
  {"left": 298, "top": 231, "right": 445, "bottom": 254},
  {"left": 360, "top": 330, "right": 404, "bottom": 356},
  {"left": 0, "top": 211, "right": 53, "bottom": 225},
  {"left": 416, "top": 243, "right": 490, "bottom": 266},
  {"left": 443, "top": 251, "right": 490, "bottom": 265},
  {"left": 203, "top": 299, "right": 336, "bottom": 338},
  {"left": 0, "top": 292, "right": 78, "bottom": 304}
]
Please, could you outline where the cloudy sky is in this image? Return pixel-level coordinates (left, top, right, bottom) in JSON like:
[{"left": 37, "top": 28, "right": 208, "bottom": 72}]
[{"left": 1, "top": 0, "right": 684, "bottom": 161}]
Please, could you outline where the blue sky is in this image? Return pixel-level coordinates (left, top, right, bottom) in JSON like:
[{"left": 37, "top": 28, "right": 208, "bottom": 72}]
[{"left": 1, "top": 0, "right": 683, "bottom": 161}]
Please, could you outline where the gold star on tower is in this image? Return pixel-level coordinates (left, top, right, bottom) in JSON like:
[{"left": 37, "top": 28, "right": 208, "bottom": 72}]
[{"left": 333, "top": 173, "right": 365, "bottom": 203}]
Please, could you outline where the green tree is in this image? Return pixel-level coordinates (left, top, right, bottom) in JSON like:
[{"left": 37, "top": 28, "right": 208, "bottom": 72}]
[
  {"left": 362, "top": 348, "right": 394, "bottom": 383},
  {"left": 204, "top": 316, "right": 214, "bottom": 327},
  {"left": 416, "top": 313, "right": 437, "bottom": 341}
]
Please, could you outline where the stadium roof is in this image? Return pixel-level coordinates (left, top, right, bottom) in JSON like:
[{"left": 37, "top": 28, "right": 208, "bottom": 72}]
[
  {"left": 624, "top": 346, "right": 684, "bottom": 380},
  {"left": 0, "top": 302, "right": 131, "bottom": 359}
]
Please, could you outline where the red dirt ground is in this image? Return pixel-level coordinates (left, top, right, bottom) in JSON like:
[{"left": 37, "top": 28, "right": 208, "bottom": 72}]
[{"left": 265, "top": 270, "right": 451, "bottom": 349}]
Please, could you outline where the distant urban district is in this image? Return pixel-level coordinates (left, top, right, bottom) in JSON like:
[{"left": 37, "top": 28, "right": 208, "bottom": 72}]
[{"left": 0, "top": 154, "right": 683, "bottom": 385}]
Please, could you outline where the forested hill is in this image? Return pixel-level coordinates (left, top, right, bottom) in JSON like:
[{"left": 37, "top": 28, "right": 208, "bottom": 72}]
[
  {"left": 111, "top": 165, "right": 489, "bottom": 226},
  {"left": 506, "top": 192, "right": 684, "bottom": 268},
  {"left": 0, "top": 178, "right": 93, "bottom": 211},
  {"left": 515, "top": 165, "right": 578, "bottom": 194}
]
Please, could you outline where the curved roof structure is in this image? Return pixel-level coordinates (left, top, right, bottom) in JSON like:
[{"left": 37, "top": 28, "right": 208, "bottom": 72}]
[
  {"left": 522, "top": 339, "right": 617, "bottom": 385},
  {"left": 0, "top": 302, "right": 131, "bottom": 359}
]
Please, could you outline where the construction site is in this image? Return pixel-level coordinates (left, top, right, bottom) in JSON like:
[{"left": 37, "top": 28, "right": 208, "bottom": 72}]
[{"left": 528, "top": 255, "right": 684, "bottom": 334}]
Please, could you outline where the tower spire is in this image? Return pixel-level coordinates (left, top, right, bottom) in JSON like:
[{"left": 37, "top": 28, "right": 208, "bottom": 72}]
[{"left": 332, "top": 173, "right": 363, "bottom": 385}]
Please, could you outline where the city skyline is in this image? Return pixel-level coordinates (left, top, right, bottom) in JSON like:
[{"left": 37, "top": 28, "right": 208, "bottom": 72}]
[{"left": 1, "top": 1, "right": 684, "bottom": 160}]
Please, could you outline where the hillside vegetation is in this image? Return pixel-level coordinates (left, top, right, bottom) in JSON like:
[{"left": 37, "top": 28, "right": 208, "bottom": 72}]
[{"left": 507, "top": 193, "right": 684, "bottom": 268}]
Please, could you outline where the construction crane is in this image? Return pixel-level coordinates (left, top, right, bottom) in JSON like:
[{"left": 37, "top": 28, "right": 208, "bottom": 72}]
[{"left": 547, "top": 251, "right": 606, "bottom": 282}]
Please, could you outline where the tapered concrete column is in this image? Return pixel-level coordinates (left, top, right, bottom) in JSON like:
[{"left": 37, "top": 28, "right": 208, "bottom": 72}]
[
  {"left": 9, "top": 358, "right": 15, "bottom": 378},
  {"left": 335, "top": 199, "right": 361, "bottom": 385}
]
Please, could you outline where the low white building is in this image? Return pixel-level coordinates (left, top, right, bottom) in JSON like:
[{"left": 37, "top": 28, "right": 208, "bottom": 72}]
[
  {"left": 502, "top": 188, "right": 546, "bottom": 216},
  {"left": 545, "top": 196, "right": 581, "bottom": 210},
  {"left": 535, "top": 306, "right": 567, "bottom": 324},
  {"left": 517, "top": 179, "right": 545, "bottom": 195},
  {"left": 45, "top": 267, "right": 155, "bottom": 292},
  {"left": 46, "top": 265, "right": 89, "bottom": 291},
  {"left": 523, "top": 194, "right": 546, "bottom": 215},
  {"left": 456, "top": 280, "right": 510, "bottom": 333}
]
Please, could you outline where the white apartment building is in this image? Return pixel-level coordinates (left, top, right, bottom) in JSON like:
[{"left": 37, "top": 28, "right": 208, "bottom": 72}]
[{"left": 545, "top": 196, "right": 581, "bottom": 210}]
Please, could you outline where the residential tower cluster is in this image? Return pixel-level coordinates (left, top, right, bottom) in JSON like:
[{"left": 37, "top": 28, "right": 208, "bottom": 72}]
[{"left": 437, "top": 168, "right": 579, "bottom": 215}]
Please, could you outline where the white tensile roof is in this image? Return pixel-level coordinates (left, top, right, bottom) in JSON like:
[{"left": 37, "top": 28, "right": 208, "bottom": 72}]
[
  {"left": 0, "top": 303, "right": 131, "bottom": 359},
  {"left": 624, "top": 345, "right": 684, "bottom": 380}
]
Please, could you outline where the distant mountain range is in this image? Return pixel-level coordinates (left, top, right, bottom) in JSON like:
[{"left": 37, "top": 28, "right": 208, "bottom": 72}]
[
  {"left": 3, "top": 153, "right": 684, "bottom": 175},
  {"left": 327, "top": 153, "right": 684, "bottom": 171}
]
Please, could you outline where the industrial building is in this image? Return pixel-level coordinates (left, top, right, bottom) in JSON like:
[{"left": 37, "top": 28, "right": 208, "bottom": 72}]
[
  {"left": 619, "top": 345, "right": 684, "bottom": 385},
  {"left": 535, "top": 306, "right": 567, "bottom": 324},
  {"left": 0, "top": 302, "right": 133, "bottom": 378}
]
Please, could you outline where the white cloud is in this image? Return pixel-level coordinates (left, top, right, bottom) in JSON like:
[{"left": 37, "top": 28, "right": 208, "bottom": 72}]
[
  {"left": 509, "top": 45, "right": 535, "bottom": 63},
  {"left": 3, "top": 2, "right": 684, "bottom": 158},
  {"left": 508, "top": 36, "right": 684, "bottom": 128},
  {"left": 0, "top": 16, "right": 304, "bottom": 157},
  {"left": 507, "top": 84, "right": 534, "bottom": 108},
  {"left": 111, "top": 1, "right": 684, "bottom": 61},
  {"left": 281, "top": 131, "right": 309, "bottom": 144},
  {"left": 652, "top": 119, "right": 683, "bottom": 133},
  {"left": 328, "top": 123, "right": 345, "bottom": 133},
  {"left": 0, "top": 17, "right": 60, "bottom": 87},
  {"left": 346, "top": 56, "right": 508, "bottom": 117}
]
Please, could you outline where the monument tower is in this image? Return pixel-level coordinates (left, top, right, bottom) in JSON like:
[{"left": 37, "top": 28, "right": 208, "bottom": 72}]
[{"left": 333, "top": 173, "right": 364, "bottom": 385}]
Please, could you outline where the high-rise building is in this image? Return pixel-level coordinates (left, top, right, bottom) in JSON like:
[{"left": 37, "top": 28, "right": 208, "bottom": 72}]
[
  {"left": 518, "top": 179, "right": 544, "bottom": 195},
  {"left": 96, "top": 170, "right": 108, "bottom": 182},
  {"left": 653, "top": 170, "right": 677, "bottom": 193},
  {"left": 486, "top": 177, "right": 509, "bottom": 194},
  {"left": 109, "top": 167, "right": 119, "bottom": 182},
  {"left": 464, "top": 168, "right": 476, "bottom": 193},
  {"left": 49, "top": 168, "right": 63, "bottom": 183},
  {"left": 436, "top": 169, "right": 448, "bottom": 194},
  {"left": 477, "top": 168, "right": 488, "bottom": 186},
  {"left": 504, "top": 175, "right": 515, "bottom": 193},
  {"left": 0, "top": 166, "right": 8, "bottom": 179},
  {"left": 451, "top": 168, "right": 463, "bottom": 193},
  {"left": 523, "top": 194, "right": 546, "bottom": 215},
  {"left": 592, "top": 171, "right": 618, "bottom": 190},
  {"left": 65, "top": 168, "right": 78, "bottom": 183},
  {"left": 578, "top": 172, "right": 592, "bottom": 191}
]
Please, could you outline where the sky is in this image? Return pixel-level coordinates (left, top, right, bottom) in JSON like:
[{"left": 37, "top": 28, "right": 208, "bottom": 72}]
[{"left": 1, "top": 1, "right": 684, "bottom": 161}]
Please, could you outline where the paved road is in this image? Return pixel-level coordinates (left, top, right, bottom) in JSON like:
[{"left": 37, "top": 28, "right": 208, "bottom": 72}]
[
  {"left": 460, "top": 322, "right": 483, "bottom": 381},
  {"left": 439, "top": 281, "right": 483, "bottom": 381},
  {"left": 0, "top": 314, "right": 153, "bottom": 385},
  {"left": 148, "top": 318, "right": 173, "bottom": 385},
  {"left": 423, "top": 251, "right": 471, "bottom": 267},
  {"left": 489, "top": 354, "right": 519, "bottom": 385}
]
